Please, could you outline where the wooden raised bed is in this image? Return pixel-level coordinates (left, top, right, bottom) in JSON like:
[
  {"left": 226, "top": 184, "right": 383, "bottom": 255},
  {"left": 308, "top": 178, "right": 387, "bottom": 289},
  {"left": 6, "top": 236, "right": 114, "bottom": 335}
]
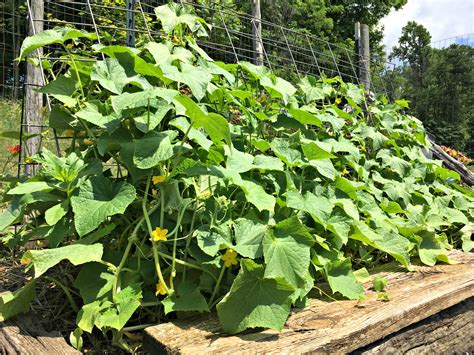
[
  {"left": 0, "top": 315, "right": 79, "bottom": 355},
  {"left": 143, "top": 250, "right": 474, "bottom": 354}
]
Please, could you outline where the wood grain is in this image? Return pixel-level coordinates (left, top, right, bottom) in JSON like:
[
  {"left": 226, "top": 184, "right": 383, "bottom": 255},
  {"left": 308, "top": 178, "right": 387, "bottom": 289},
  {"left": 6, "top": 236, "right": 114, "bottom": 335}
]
[
  {"left": 358, "top": 297, "right": 474, "bottom": 354},
  {"left": 0, "top": 315, "right": 79, "bottom": 355},
  {"left": 143, "top": 250, "right": 474, "bottom": 354}
]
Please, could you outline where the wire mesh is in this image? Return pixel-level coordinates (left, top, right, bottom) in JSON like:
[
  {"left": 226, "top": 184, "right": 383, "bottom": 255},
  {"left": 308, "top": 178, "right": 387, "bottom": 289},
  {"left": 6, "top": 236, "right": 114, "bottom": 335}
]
[{"left": 2, "top": 0, "right": 399, "bottom": 176}]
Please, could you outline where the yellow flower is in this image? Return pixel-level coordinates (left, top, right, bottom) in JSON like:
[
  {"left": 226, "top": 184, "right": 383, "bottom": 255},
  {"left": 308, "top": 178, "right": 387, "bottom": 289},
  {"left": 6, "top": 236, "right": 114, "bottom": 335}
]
[
  {"left": 342, "top": 167, "right": 349, "bottom": 176},
  {"left": 152, "top": 227, "right": 168, "bottom": 242},
  {"left": 65, "top": 43, "right": 74, "bottom": 49},
  {"left": 151, "top": 188, "right": 158, "bottom": 197},
  {"left": 83, "top": 138, "right": 93, "bottom": 146},
  {"left": 221, "top": 249, "right": 238, "bottom": 267},
  {"left": 64, "top": 129, "right": 74, "bottom": 137},
  {"left": 335, "top": 97, "right": 342, "bottom": 105},
  {"left": 152, "top": 175, "right": 166, "bottom": 185},
  {"left": 24, "top": 156, "right": 33, "bottom": 164},
  {"left": 155, "top": 281, "right": 167, "bottom": 296}
]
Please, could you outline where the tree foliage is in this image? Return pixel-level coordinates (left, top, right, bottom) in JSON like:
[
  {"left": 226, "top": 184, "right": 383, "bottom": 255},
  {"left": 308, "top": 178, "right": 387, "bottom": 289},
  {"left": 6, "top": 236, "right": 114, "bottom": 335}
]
[{"left": 389, "top": 22, "right": 474, "bottom": 155}]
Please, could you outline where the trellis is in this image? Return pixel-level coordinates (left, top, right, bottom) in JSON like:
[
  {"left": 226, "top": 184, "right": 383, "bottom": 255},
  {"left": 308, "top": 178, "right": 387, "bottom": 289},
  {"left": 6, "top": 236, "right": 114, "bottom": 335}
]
[{"left": 2, "top": 0, "right": 397, "bottom": 175}]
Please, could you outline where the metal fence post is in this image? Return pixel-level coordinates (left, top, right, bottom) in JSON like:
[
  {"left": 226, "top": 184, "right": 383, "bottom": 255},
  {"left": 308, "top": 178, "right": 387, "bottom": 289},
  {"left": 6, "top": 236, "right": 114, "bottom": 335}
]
[{"left": 126, "top": 0, "right": 136, "bottom": 47}]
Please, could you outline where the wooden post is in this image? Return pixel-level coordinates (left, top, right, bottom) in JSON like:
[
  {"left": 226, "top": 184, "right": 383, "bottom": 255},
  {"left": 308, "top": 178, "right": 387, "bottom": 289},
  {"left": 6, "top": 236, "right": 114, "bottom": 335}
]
[
  {"left": 251, "top": 0, "right": 264, "bottom": 66},
  {"left": 25, "top": 0, "right": 44, "bottom": 175},
  {"left": 358, "top": 23, "right": 371, "bottom": 91}
]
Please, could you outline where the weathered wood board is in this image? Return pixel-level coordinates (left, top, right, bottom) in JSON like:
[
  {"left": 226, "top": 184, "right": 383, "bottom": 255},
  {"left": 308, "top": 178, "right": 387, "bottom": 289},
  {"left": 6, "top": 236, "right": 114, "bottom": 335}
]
[
  {"left": 0, "top": 315, "right": 79, "bottom": 355},
  {"left": 358, "top": 297, "right": 473, "bottom": 354},
  {"left": 144, "top": 250, "right": 474, "bottom": 354}
]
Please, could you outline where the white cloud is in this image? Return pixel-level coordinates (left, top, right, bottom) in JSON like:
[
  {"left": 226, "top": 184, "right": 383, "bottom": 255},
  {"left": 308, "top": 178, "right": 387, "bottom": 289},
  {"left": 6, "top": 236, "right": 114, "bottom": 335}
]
[{"left": 380, "top": 0, "right": 474, "bottom": 53}]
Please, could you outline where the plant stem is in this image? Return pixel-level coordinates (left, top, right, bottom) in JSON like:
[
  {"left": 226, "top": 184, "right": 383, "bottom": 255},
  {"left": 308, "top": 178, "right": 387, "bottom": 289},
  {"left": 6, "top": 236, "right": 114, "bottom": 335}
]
[
  {"left": 143, "top": 175, "right": 171, "bottom": 295},
  {"left": 112, "top": 238, "right": 134, "bottom": 297},
  {"left": 182, "top": 206, "right": 197, "bottom": 281},
  {"left": 208, "top": 264, "right": 225, "bottom": 307},
  {"left": 43, "top": 275, "right": 79, "bottom": 312}
]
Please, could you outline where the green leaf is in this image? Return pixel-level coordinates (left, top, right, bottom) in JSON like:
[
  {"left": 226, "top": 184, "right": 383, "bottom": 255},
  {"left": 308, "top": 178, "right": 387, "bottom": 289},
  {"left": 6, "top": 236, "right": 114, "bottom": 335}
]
[
  {"left": 351, "top": 222, "right": 412, "bottom": 270},
  {"left": 49, "top": 104, "right": 75, "bottom": 129},
  {"left": 326, "top": 207, "right": 352, "bottom": 245},
  {"left": 416, "top": 231, "right": 451, "bottom": 266},
  {"left": 134, "top": 99, "right": 172, "bottom": 133},
  {"left": 161, "top": 63, "right": 212, "bottom": 101},
  {"left": 310, "top": 159, "right": 336, "bottom": 180},
  {"left": 45, "top": 201, "right": 68, "bottom": 226},
  {"left": 38, "top": 75, "right": 78, "bottom": 107},
  {"left": 233, "top": 218, "right": 268, "bottom": 259},
  {"left": 253, "top": 155, "right": 284, "bottom": 171},
  {"left": 111, "top": 88, "right": 178, "bottom": 114},
  {"left": 169, "top": 116, "right": 212, "bottom": 151},
  {"left": 263, "top": 216, "right": 314, "bottom": 288},
  {"left": 75, "top": 102, "right": 119, "bottom": 133},
  {"left": 75, "top": 223, "right": 117, "bottom": 245},
  {"left": 155, "top": 3, "right": 205, "bottom": 35},
  {"left": 381, "top": 201, "right": 405, "bottom": 214},
  {"left": 240, "top": 180, "right": 275, "bottom": 212},
  {"left": 8, "top": 181, "right": 55, "bottom": 195},
  {"left": 94, "top": 284, "right": 142, "bottom": 331},
  {"left": 162, "top": 281, "right": 209, "bottom": 314},
  {"left": 458, "top": 223, "right": 474, "bottom": 252},
  {"left": 0, "top": 281, "right": 36, "bottom": 321},
  {"left": 195, "top": 227, "right": 230, "bottom": 256},
  {"left": 91, "top": 58, "right": 129, "bottom": 94},
  {"left": 74, "top": 263, "right": 114, "bottom": 304},
  {"left": 289, "top": 108, "right": 322, "bottom": 127},
  {"left": 353, "top": 267, "right": 371, "bottom": 283},
  {"left": 71, "top": 176, "right": 136, "bottom": 236},
  {"left": 217, "top": 259, "right": 294, "bottom": 334},
  {"left": 286, "top": 191, "right": 333, "bottom": 224},
  {"left": 0, "top": 196, "right": 23, "bottom": 231},
  {"left": 335, "top": 176, "right": 366, "bottom": 199},
  {"left": 133, "top": 131, "right": 175, "bottom": 169},
  {"left": 270, "top": 138, "right": 305, "bottom": 167},
  {"left": 20, "top": 28, "right": 96, "bottom": 58},
  {"left": 77, "top": 300, "right": 109, "bottom": 333},
  {"left": 21, "top": 244, "right": 103, "bottom": 278},
  {"left": 69, "top": 328, "right": 83, "bottom": 352},
  {"left": 175, "top": 95, "right": 231, "bottom": 145},
  {"left": 372, "top": 276, "right": 388, "bottom": 292},
  {"left": 324, "top": 258, "right": 364, "bottom": 300},
  {"left": 302, "top": 141, "right": 335, "bottom": 160},
  {"left": 260, "top": 75, "right": 296, "bottom": 105}
]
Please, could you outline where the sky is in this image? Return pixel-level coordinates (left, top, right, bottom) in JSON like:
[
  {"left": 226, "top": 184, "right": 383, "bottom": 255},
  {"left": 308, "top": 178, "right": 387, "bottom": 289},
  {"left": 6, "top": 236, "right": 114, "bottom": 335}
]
[{"left": 380, "top": 0, "right": 474, "bottom": 54}]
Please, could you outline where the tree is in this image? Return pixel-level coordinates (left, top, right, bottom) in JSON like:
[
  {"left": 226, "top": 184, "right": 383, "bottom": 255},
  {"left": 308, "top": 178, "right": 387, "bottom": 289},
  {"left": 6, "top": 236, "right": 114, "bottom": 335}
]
[
  {"left": 390, "top": 21, "right": 431, "bottom": 78},
  {"left": 389, "top": 22, "right": 474, "bottom": 155}
]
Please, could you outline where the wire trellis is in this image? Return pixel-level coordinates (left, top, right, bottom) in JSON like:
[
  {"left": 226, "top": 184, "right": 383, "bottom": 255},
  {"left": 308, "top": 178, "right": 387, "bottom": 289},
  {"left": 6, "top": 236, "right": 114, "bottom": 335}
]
[{"left": 2, "top": 0, "right": 399, "bottom": 175}]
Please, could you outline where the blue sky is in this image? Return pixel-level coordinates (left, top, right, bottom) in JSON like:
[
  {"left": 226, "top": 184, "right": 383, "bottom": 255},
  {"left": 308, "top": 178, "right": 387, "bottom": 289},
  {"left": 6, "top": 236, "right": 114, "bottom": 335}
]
[{"left": 381, "top": 0, "right": 474, "bottom": 53}]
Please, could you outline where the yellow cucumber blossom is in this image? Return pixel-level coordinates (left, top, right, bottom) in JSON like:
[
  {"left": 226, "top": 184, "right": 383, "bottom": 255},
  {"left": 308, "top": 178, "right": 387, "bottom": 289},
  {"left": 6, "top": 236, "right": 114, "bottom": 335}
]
[
  {"left": 24, "top": 156, "right": 33, "bottom": 164},
  {"left": 342, "top": 167, "right": 349, "bottom": 176},
  {"left": 155, "top": 281, "right": 167, "bottom": 296},
  {"left": 152, "top": 175, "right": 166, "bottom": 185},
  {"left": 151, "top": 188, "right": 158, "bottom": 197},
  {"left": 221, "top": 249, "right": 238, "bottom": 267},
  {"left": 64, "top": 129, "right": 74, "bottom": 137},
  {"left": 335, "top": 97, "right": 342, "bottom": 105},
  {"left": 152, "top": 227, "right": 168, "bottom": 242},
  {"left": 83, "top": 138, "right": 93, "bottom": 146}
]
